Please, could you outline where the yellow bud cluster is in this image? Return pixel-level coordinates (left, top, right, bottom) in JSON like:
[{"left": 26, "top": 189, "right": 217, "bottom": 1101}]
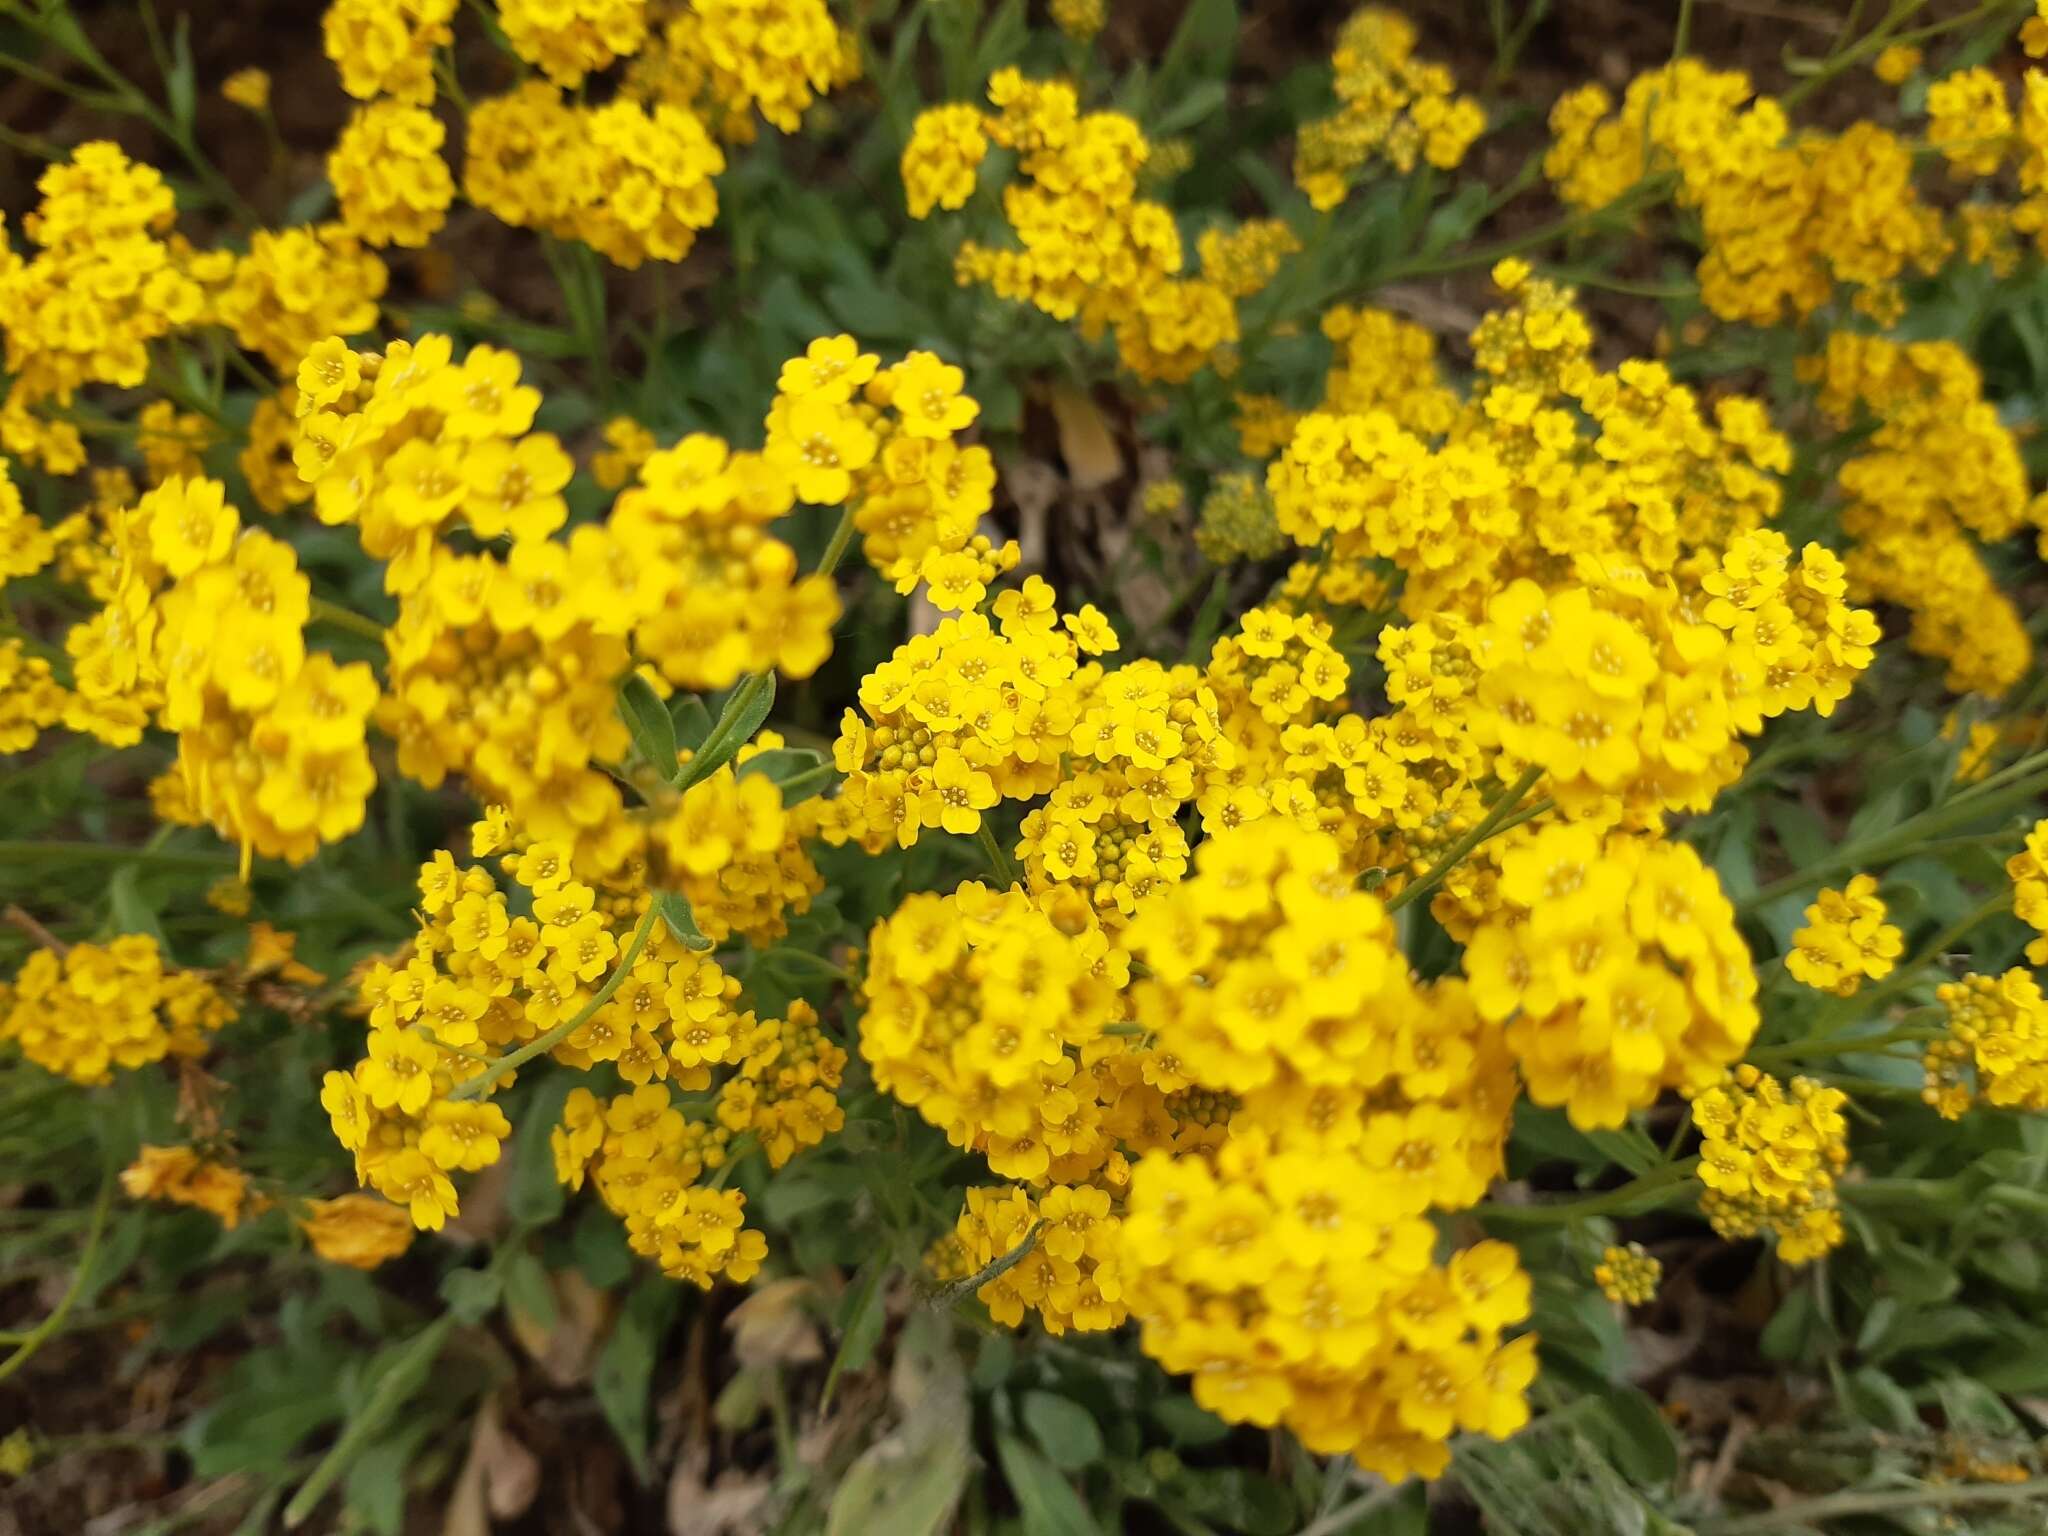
[
  {"left": 1594, "top": 1243, "right": 1662, "bottom": 1306},
  {"left": 1927, "top": 970, "right": 2048, "bottom": 1120}
]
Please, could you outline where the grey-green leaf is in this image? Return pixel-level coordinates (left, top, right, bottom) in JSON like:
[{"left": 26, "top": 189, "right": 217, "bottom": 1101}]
[
  {"left": 671, "top": 694, "right": 714, "bottom": 752},
  {"left": 738, "top": 746, "right": 841, "bottom": 806},
  {"left": 996, "top": 1433, "right": 1100, "bottom": 1536},
  {"left": 594, "top": 1278, "right": 681, "bottom": 1483},
  {"left": 1021, "top": 1391, "right": 1104, "bottom": 1472},
  {"left": 618, "top": 672, "right": 680, "bottom": 784},
  {"left": 655, "top": 890, "right": 715, "bottom": 952}
]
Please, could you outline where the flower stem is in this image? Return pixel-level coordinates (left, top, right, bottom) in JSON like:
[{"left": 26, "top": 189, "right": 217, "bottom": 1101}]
[
  {"left": 1740, "top": 762, "right": 2048, "bottom": 911},
  {"left": 449, "top": 904, "right": 660, "bottom": 1102},
  {"left": 1386, "top": 766, "right": 1544, "bottom": 914},
  {"left": 307, "top": 598, "right": 387, "bottom": 645},
  {"left": 0, "top": 1154, "right": 114, "bottom": 1386},
  {"left": 1477, "top": 1157, "right": 1701, "bottom": 1226},
  {"left": 976, "top": 823, "right": 1017, "bottom": 888}
]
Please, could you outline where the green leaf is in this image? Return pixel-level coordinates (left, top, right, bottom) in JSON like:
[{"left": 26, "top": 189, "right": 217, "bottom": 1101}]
[
  {"left": 1582, "top": 1385, "right": 1679, "bottom": 1487},
  {"left": 1840, "top": 1366, "right": 1920, "bottom": 1432},
  {"left": 1150, "top": 80, "right": 1228, "bottom": 139},
  {"left": 1150, "top": 1395, "right": 1229, "bottom": 1448},
  {"left": 1760, "top": 1286, "right": 1818, "bottom": 1363},
  {"left": 618, "top": 672, "right": 680, "bottom": 784},
  {"left": 342, "top": 1421, "right": 434, "bottom": 1536},
  {"left": 828, "top": 1314, "right": 972, "bottom": 1536},
  {"left": 1171, "top": 1468, "right": 1299, "bottom": 1536},
  {"left": 997, "top": 1433, "right": 1099, "bottom": 1536},
  {"left": 107, "top": 863, "right": 166, "bottom": 946},
  {"left": 738, "top": 746, "right": 841, "bottom": 806},
  {"left": 971, "top": 0, "right": 1030, "bottom": 82},
  {"left": 572, "top": 1202, "right": 636, "bottom": 1290},
  {"left": 822, "top": 1261, "right": 890, "bottom": 1411},
  {"left": 594, "top": 1277, "right": 681, "bottom": 1483},
  {"left": 504, "top": 1249, "right": 558, "bottom": 1333},
  {"left": 283, "top": 1318, "right": 453, "bottom": 1528},
  {"left": 1021, "top": 1391, "right": 1104, "bottom": 1472},
  {"left": 655, "top": 889, "right": 716, "bottom": 952},
  {"left": 439, "top": 1266, "right": 503, "bottom": 1326},
  {"left": 1154, "top": 0, "right": 1238, "bottom": 101},
  {"left": 165, "top": 13, "right": 196, "bottom": 132},
  {"left": 677, "top": 675, "right": 777, "bottom": 791},
  {"left": 506, "top": 1075, "right": 575, "bottom": 1229},
  {"left": 671, "top": 694, "right": 713, "bottom": 752}
]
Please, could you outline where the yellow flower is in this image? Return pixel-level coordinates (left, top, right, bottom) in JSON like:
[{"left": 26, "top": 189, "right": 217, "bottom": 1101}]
[
  {"left": 299, "top": 1194, "right": 415, "bottom": 1268},
  {"left": 145, "top": 476, "right": 237, "bottom": 577},
  {"left": 221, "top": 67, "right": 272, "bottom": 112}
]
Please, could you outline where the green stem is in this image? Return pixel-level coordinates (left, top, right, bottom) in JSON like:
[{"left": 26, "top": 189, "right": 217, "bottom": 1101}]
[
  {"left": 1740, "top": 762, "right": 2048, "bottom": 911},
  {"left": 1375, "top": 174, "right": 1677, "bottom": 286},
  {"left": 706, "top": 1132, "right": 757, "bottom": 1192},
  {"left": 815, "top": 501, "right": 859, "bottom": 580},
  {"left": 1478, "top": 1158, "right": 1700, "bottom": 1225},
  {"left": 0, "top": 1156, "right": 114, "bottom": 1386},
  {"left": 1387, "top": 766, "right": 1544, "bottom": 914},
  {"left": 448, "top": 904, "right": 660, "bottom": 1102},
  {"left": 307, "top": 598, "right": 387, "bottom": 645},
  {"left": 0, "top": 841, "right": 232, "bottom": 870},
  {"left": 1704, "top": 1476, "right": 2048, "bottom": 1534},
  {"left": 3, "top": 7, "right": 257, "bottom": 225},
  {"left": 1749, "top": 1025, "right": 1942, "bottom": 1067},
  {"left": 976, "top": 823, "right": 1017, "bottom": 888}
]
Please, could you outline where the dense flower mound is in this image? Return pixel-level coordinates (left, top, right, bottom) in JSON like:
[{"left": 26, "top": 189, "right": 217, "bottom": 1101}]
[{"left": 7, "top": 2, "right": 2048, "bottom": 1523}]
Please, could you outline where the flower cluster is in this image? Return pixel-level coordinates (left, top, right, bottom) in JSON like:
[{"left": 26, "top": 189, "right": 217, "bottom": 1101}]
[
  {"left": 1105, "top": 823, "right": 1530, "bottom": 1476},
  {"left": 936, "top": 1182, "right": 1125, "bottom": 1337},
  {"left": 1462, "top": 826, "right": 1758, "bottom": 1129},
  {"left": 556, "top": 998, "right": 844, "bottom": 1286},
  {"left": 329, "top": 100, "right": 456, "bottom": 249},
  {"left": 0, "top": 936, "right": 232, "bottom": 1086},
  {"left": 1692, "top": 1067, "right": 1848, "bottom": 1266},
  {"left": 823, "top": 590, "right": 1107, "bottom": 856},
  {"left": 908, "top": 70, "right": 1241, "bottom": 382},
  {"left": 1785, "top": 876, "right": 1902, "bottom": 997},
  {"left": 0, "top": 143, "right": 230, "bottom": 472},
  {"left": 499, "top": 0, "right": 648, "bottom": 85},
  {"left": 465, "top": 84, "right": 725, "bottom": 269},
  {"left": 633, "top": 0, "right": 858, "bottom": 139},
  {"left": 652, "top": 736, "right": 825, "bottom": 946},
  {"left": 325, "top": 0, "right": 455, "bottom": 103},
  {"left": 1801, "top": 332, "right": 2041, "bottom": 697},
  {"left": 64, "top": 476, "right": 380, "bottom": 865},
  {"left": 1293, "top": 8, "right": 1486, "bottom": 210},
  {"left": 1193, "top": 472, "right": 1286, "bottom": 564},
  {"left": 323, "top": 814, "right": 846, "bottom": 1275},
  {"left": 859, "top": 883, "right": 1125, "bottom": 1182},
  {"left": 1268, "top": 267, "right": 1795, "bottom": 625},
  {"left": 2010, "top": 820, "right": 2048, "bottom": 966},
  {"left": 1546, "top": 60, "right": 1948, "bottom": 324}
]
